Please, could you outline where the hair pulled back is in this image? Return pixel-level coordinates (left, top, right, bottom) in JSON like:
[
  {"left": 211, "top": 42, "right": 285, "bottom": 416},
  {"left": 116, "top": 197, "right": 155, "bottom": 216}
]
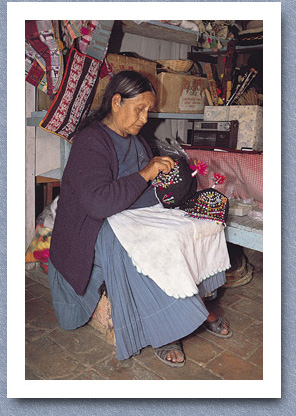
[{"left": 80, "top": 70, "right": 156, "bottom": 129}]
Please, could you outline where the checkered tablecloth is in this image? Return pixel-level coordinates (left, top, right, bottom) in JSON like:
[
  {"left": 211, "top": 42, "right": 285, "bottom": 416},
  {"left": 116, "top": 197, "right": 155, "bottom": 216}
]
[{"left": 184, "top": 148, "right": 263, "bottom": 209}]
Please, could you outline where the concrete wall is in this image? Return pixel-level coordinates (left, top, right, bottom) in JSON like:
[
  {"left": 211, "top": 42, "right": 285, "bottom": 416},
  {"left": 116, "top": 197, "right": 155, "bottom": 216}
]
[
  {"left": 25, "top": 83, "right": 36, "bottom": 250},
  {"left": 35, "top": 127, "right": 60, "bottom": 176},
  {"left": 25, "top": 83, "right": 60, "bottom": 249}
]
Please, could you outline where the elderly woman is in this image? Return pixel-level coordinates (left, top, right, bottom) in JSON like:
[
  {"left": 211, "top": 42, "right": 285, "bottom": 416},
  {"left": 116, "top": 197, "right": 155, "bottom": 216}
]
[{"left": 48, "top": 70, "right": 231, "bottom": 368}]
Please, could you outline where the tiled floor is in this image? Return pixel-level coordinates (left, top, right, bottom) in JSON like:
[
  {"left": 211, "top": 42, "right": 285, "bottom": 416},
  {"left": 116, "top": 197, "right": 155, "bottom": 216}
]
[{"left": 25, "top": 248, "right": 263, "bottom": 380}]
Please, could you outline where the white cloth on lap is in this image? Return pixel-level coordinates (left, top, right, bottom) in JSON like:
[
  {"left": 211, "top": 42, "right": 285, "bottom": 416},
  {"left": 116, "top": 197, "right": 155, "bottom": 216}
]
[{"left": 107, "top": 203, "right": 230, "bottom": 299}]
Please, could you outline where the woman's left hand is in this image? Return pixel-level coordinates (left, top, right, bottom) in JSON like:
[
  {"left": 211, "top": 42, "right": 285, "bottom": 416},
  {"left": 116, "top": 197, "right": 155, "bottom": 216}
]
[{"left": 139, "top": 156, "right": 175, "bottom": 182}]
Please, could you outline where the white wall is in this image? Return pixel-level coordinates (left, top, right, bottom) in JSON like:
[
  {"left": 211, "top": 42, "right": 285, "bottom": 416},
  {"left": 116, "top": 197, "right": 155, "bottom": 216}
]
[
  {"left": 119, "top": 32, "right": 190, "bottom": 60},
  {"left": 35, "top": 127, "right": 60, "bottom": 177},
  {"left": 25, "top": 83, "right": 36, "bottom": 250},
  {"left": 25, "top": 83, "right": 61, "bottom": 249}
]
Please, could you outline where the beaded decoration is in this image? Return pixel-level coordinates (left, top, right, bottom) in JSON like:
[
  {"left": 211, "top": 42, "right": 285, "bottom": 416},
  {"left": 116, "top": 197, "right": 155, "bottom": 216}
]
[
  {"left": 181, "top": 188, "right": 229, "bottom": 225},
  {"left": 162, "top": 192, "right": 175, "bottom": 205},
  {"left": 152, "top": 160, "right": 182, "bottom": 190},
  {"left": 152, "top": 158, "right": 197, "bottom": 209}
]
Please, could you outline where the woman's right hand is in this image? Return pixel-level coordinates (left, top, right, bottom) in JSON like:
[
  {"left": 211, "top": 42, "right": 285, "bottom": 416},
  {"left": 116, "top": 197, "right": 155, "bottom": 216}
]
[{"left": 139, "top": 156, "right": 175, "bottom": 182}]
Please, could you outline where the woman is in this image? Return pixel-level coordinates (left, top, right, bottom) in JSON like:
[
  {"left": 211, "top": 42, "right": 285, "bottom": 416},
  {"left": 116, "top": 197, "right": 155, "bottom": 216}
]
[{"left": 48, "top": 70, "right": 231, "bottom": 368}]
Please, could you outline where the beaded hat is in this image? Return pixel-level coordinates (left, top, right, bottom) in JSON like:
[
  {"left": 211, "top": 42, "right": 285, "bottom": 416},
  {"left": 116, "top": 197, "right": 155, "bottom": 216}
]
[
  {"left": 180, "top": 188, "right": 229, "bottom": 225},
  {"left": 152, "top": 158, "right": 197, "bottom": 208}
]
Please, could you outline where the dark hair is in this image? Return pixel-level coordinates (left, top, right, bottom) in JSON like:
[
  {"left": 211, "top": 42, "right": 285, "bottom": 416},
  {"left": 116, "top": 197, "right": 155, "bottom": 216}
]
[{"left": 80, "top": 70, "right": 156, "bottom": 129}]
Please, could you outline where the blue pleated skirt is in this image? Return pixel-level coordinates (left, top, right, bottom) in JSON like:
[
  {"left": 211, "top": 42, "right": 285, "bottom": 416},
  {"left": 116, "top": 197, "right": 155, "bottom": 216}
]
[{"left": 48, "top": 221, "right": 226, "bottom": 360}]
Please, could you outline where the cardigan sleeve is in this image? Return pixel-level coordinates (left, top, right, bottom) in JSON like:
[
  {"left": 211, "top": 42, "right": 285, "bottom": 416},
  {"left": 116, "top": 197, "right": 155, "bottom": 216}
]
[{"left": 62, "top": 128, "right": 149, "bottom": 220}]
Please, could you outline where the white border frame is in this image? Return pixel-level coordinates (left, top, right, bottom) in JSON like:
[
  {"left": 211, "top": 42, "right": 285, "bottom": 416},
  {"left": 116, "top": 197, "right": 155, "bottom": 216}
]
[{"left": 7, "top": 1, "right": 281, "bottom": 398}]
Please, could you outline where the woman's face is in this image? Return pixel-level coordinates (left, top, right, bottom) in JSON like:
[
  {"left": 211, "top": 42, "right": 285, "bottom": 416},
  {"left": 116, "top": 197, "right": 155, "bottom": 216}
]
[{"left": 110, "top": 91, "right": 156, "bottom": 137}]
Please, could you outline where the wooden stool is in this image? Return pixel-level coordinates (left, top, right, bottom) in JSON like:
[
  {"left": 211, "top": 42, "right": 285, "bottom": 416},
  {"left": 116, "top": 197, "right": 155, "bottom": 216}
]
[
  {"left": 89, "top": 291, "right": 115, "bottom": 345},
  {"left": 36, "top": 176, "right": 61, "bottom": 208}
]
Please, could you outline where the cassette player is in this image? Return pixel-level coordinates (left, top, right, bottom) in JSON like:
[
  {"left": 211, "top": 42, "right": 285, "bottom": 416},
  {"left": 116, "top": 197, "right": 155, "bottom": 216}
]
[{"left": 187, "top": 120, "right": 239, "bottom": 148}]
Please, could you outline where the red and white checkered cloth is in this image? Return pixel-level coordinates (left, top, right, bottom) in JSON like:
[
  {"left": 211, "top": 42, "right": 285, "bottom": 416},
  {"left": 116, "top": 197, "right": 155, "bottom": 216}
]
[{"left": 184, "top": 149, "right": 263, "bottom": 209}]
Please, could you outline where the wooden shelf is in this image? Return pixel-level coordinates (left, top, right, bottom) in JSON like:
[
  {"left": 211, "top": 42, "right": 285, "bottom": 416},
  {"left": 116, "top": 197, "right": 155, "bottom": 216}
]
[
  {"left": 149, "top": 112, "right": 203, "bottom": 120},
  {"left": 122, "top": 20, "right": 200, "bottom": 46},
  {"left": 121, "top": 20, "right": 262, "bottom": 54},
  {"left": 27, "top": 111, "right": 47, "bottom": 126}
]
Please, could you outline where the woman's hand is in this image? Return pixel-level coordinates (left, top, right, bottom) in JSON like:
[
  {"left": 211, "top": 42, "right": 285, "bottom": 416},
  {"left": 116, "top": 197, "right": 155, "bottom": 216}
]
[{"left": 139, "top": 156, "right": 175, "bottom": 182}]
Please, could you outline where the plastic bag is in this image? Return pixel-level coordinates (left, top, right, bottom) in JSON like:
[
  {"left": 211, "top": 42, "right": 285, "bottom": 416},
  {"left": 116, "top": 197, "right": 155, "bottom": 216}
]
[
  {"left": 154, "top": 137, "right": 190, "bottom": 160},
  {"left": 36, "top": 196, "right": 59, "bottom": 229},
  {"left": 248, "top": 209, "right": 263, "bottom": 221}
]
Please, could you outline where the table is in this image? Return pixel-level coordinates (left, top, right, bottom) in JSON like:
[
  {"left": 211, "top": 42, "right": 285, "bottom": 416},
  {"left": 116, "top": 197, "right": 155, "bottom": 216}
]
[
  {"left": 225, "top": 214, "right": 263, "bottom": 252},
  {"left": 36, "top": 176, "right": 61, "bottom": 208}
]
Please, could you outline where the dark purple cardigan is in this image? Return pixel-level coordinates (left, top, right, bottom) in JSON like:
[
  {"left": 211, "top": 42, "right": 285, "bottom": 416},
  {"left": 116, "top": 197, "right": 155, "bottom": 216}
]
[{"left": 50, "top": 120, "right": 152, "bottom": 295}]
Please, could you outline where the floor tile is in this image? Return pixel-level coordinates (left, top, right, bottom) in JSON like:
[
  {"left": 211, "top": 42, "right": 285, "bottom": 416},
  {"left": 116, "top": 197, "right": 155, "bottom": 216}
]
[
  {"left": 216, "top": 289, "right": 243, "bottom": 307},
  {"left": 26, "top": 297, "right": 59, "bottom": 330},
  {"left": 197, "top": 331, "right": 260, "bottom": 359},
  {"left": 26, "top": 326, "right": 52, "bottom": 343},
  {"left": 206, "top": 351, "right": 263, "bottom": 380},
  {"left": 248, "top": 345, "right": 263, "bottom": 368},
  {"left": 92, "top": 355, "right": 163, "bottom": 380},
  {"left": 25, "top": 364, "right": 43, "bottom": 380},
  {"left": 231, "top": 276, "right": 263, "bottom": 304},
  {"left": 48, "top": 326, "right": 116, "bottom": 367},
  {"left": 182, "top": 334, "right": 224, "bottom": 365},
  {"left": 242, "top": 321, "right": 263, "bottom": 344},
  {"left": 25, "top": 337, "right": 82, "bottom": 379},
  {"left": 25, "top": 289, "right": 35, "bottom": 302},
  {"left": 74, "top": 369, "right": 105, "bottom": 380},
  {"left": 230, "top": 298, "right": 263, "bottom": 322},
  {"left": 25, "top": 275, "right": 36, "bottom": 288},
  {"left": 26, "top": 281, "right": 53, "bottom": 305}
]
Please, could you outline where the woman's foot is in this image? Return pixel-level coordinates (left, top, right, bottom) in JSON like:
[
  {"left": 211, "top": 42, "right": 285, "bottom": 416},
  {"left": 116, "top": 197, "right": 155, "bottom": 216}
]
[
  {"left": 203, "top": 313, "right": 233, "bottom": 338},
  {"left": 202, "top": 296, "right": 232, "bottom": 338},
  {"left": 154, "top": 341, "right": 185, "bottom": 367}
]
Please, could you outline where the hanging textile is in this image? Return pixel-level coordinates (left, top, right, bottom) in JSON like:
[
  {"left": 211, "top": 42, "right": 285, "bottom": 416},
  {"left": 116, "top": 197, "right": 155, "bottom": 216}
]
[
  {"left": 25, "top": 42, "right": 46, "bottom": 91},
  {"left": 85, "top": 20, "right": 114, "bottom": 61},
  {"left": 25, "top": 20, "right": 64, "bottom": 96},
  {"left": 39, "top": 45, "right": 102, "bottom": 141},
  {"left": 26, "top": 20, "right": 114, "bottom": 140},
  {"left": 63, "top": 20, "right": 83, "bottom": 41},
  {"left": 78, "top": 20, "right": 99, "bottom": 53}
]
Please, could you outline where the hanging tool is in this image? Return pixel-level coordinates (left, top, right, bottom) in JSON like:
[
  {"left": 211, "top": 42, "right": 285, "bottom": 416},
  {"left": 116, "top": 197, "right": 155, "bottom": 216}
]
[
  {"left": 205, "top": 63, "right": 219, "bottom": 106},
  {"left": 226, "top": 67, "right": 258, "bottom": 106},
  {"left": 222, "top": 39, "right": 236, "bottom": 99}
]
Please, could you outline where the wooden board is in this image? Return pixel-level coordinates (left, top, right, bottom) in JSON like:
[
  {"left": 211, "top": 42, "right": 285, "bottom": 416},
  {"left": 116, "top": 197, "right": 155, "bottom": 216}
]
[
  {"left": 225, "top": 214, "right": 263, "bottom": 252},
  {"left": 122, "top": 20, "right": 198, "bottom": 46}
]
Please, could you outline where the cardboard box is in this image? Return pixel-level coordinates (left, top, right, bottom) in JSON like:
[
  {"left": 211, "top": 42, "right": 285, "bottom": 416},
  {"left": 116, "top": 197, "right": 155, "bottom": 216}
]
[
  {"left": 91, "top": 54, "right": 157, "bottom": 110},
  {"left": 156, "top": 73, "right": 207, "bottom": 113},
  {"left": 204, "top": 105, "right": 263, "bottom": 151}
]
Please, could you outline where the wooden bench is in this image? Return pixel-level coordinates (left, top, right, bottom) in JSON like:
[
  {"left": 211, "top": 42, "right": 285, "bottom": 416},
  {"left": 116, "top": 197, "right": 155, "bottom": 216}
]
[{"left": 225, "top": 214, "right": 263, "bottom": 252}]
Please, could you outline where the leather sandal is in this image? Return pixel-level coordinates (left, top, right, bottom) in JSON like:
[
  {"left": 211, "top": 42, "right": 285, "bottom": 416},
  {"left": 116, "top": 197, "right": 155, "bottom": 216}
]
[
  {"left": 154, "top": 340, "right": 186, "bottom": 368},
  {"left": 203, "top": 316, "right": 233, "bottom": 339}
]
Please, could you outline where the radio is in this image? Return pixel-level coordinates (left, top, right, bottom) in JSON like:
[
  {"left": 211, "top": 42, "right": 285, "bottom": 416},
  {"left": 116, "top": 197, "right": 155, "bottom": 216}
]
[{"left": 187, "top": 120, "right": 239, "bottom": 148}]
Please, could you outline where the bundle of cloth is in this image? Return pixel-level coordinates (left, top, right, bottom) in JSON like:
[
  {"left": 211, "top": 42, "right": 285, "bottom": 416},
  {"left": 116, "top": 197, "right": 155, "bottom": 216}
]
[{"left": 25, "top": 197, "right": 59, "bottom": 273}]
